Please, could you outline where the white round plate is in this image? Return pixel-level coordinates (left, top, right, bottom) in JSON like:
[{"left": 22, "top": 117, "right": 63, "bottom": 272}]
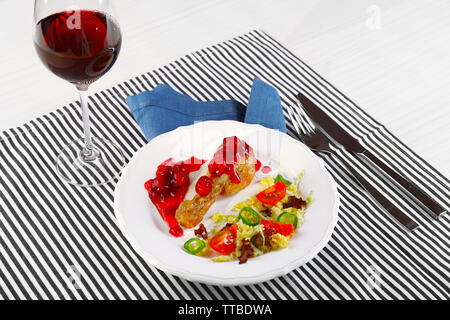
[{"left": 114, "top": 120, "right": 339, "bottom": 286}]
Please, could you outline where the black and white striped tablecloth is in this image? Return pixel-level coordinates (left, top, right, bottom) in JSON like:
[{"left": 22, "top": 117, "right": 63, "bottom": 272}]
[{"left": 0, "top": 30, "right": 448, "bottom": 300}]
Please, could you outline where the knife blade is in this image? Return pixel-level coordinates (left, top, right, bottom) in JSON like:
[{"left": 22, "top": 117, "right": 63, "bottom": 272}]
[{"left": 297, "top": 92, "right": 447, "bottom": 219}]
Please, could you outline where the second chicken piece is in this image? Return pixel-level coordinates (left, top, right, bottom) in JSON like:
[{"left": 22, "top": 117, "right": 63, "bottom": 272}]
[{"left": 175, "top": 136, "right": 257, "bottom": 228}]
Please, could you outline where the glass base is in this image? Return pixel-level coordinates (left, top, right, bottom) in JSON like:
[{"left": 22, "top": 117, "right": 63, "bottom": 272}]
[{"left": 55, "top": 137, "right": 125, "bottom": 187}]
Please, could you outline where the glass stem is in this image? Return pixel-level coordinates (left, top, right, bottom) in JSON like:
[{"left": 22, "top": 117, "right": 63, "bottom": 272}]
[{"left": 77, "top": 84, "right": 96, "bottom": 161}]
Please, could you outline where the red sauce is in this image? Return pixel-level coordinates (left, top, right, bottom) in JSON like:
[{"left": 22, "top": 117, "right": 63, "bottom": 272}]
[
  {"left": 207, "top": 136, "right": 253, "bottom": 184},
  {"left": 255, "top": 159, "right": 262, "bottom": 172},
  {"left": 144, "top": 156, "right": 206, "bottom": 237},
  {"left": 261, "top": 166, "right": 272, "bottom": 174},
  {"left": 194, "top": 136, "right": 259, "bottom": 196}
]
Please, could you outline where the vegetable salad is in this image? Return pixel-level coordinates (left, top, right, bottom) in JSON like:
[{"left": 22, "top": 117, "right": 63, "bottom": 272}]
[{"left": 183, "top": 172, "right": 312, "bottom": 264}]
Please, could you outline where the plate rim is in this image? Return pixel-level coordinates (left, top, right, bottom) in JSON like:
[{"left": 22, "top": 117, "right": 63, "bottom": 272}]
[{"left": 113, "top": 120, "right": 340, "bottom": 286}]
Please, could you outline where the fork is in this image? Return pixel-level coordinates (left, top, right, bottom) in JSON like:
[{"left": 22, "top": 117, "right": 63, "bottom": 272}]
[{"left": 299, "top": 128, "right": 419, "bottom": 231}]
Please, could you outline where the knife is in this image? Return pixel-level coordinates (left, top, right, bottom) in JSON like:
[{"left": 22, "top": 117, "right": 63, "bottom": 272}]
[{"left": 297, "top": 92, "right": 447, "bottom": 220}]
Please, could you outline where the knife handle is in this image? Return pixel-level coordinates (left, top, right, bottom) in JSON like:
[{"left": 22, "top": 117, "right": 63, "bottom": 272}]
[
  {"left": 363, "top": 151, "right": 447, "bottom": 219},
  {"left": 332, "top": 152, "right": 419, "bottom": 231}
]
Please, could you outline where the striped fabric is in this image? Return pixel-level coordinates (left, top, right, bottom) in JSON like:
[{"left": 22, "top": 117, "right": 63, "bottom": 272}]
[{"left": 0, "top": 30, "right": 448, "bottom": 300}]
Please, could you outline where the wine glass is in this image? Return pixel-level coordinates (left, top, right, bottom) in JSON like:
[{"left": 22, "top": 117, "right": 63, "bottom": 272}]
[{"left": 33, "top": 0, "right": 124, "bottom": 187}]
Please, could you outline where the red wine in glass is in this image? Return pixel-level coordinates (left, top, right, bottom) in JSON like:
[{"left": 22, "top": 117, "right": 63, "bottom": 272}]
[
  {"left": 33, "top": 0, "right": 125, "bottom": 187},
  {"left": 34, "top": 10, "right": 121, "bottom": 85}
]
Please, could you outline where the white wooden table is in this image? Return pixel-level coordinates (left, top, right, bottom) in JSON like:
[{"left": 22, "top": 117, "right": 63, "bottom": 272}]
[{"left": 1, "top": 0, "right": 449, "bottom": 177}]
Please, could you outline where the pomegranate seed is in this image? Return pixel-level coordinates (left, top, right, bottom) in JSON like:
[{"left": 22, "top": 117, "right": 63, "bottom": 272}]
[
  {"left": 156, "top": 165, "right": 174, "bottom": 179},
  {"left": 151, "top": 175, "right": 170, "bottom": 194},
  {"left": 171, "top": 170, "right": 189, "bottom": 187}
]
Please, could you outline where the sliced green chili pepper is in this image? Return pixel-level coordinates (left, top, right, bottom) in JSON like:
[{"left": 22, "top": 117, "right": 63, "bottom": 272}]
[
  {"left": 277, "top": 211, "right": 298, "bottom": 228},
  {"left": 184, "top": 238, "right": 206, "bottom": 255},
  {"left": 275, "top": 174, "right": 292, "bottom": 186},
  {"left": 239, "top": 207, "right": 261, "bottom": 226}
]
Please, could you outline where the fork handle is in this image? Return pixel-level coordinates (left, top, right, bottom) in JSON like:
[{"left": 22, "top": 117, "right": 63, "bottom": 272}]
[
  {"left": 332, "top": 152, "right": 419, "bottom": 231},
  {"left": 363, "top": 150, "right": 446, "bottom": 219}
]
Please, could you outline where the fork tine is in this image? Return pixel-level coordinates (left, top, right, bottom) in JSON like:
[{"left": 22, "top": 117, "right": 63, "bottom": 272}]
[
  {"left": 299, "top": 126, "right": 318, "bottom": 142},
  {"left": 295, "top": 99, "right": 316, "bottom": 132},
  {"left": 297, "top": 127, "right": 310, "bottom": 142},
  {"left": 299, "top": 129, "right": 316, "bottom": 148}
]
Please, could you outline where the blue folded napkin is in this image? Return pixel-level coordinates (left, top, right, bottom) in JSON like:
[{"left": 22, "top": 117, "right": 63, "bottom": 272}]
[{"left": 125, "top": 78, "right": 286, "bottom": 141}]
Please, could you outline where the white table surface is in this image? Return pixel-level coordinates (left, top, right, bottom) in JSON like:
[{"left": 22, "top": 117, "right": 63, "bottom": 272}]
[{"left": 1, "top": 0, "right": 449, "bottom": 177}]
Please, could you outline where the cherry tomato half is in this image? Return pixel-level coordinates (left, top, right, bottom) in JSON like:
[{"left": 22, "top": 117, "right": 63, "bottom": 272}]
[
  {"left": 256, "top": 181, "right": 287, "bottom": 206},
  {"left": 209, "top": 224, "right": 238, "bottom": 255}
]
